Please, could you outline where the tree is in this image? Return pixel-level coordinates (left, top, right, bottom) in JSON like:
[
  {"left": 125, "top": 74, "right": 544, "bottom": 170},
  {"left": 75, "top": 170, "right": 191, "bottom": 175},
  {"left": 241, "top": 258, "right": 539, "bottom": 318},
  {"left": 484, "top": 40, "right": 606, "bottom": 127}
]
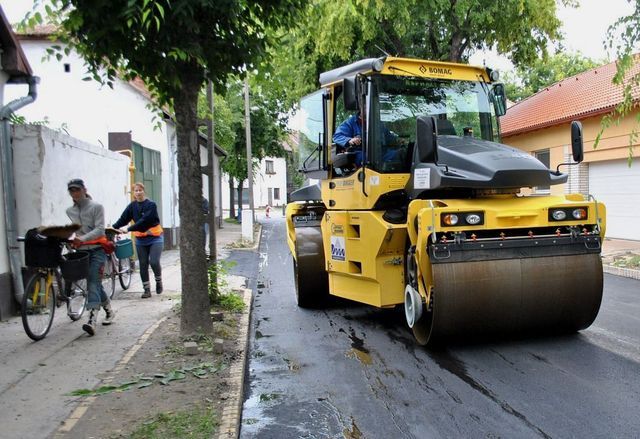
[
  {"left": 266, "top": 0, "right": 571, "bottom": 105},
  {"left": 595, "top": 0, "right": 640, "bottom": 160},
  {"left": 220, "top": 77, "right": 289, "bottom": 217},
  {"left": 27, "top": 0, "right": 305, "bottom": 335},
  {"left": 504, "top": 53, "right": 601, "bottom": 102}
]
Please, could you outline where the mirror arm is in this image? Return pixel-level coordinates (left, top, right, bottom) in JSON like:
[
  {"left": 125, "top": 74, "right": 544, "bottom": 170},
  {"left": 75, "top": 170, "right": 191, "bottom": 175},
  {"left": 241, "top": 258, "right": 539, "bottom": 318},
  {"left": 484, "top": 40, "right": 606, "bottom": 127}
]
[{"left": 555, "top": 161, "right": 576, "bottom": 175}]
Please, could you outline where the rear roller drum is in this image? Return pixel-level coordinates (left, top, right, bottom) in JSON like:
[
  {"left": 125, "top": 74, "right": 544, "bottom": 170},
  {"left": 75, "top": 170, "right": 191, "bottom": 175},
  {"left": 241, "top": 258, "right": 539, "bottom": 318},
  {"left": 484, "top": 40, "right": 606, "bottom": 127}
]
[{"left": 293, "top": 226, "right": 329, "bottom": 308}]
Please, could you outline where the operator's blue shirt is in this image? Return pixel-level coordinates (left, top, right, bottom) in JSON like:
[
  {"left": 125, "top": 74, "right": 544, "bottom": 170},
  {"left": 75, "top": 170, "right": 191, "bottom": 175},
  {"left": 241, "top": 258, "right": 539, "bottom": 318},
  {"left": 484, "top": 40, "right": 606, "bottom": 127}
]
[
  {"left": 333, "top": 114, "right": 401, "bottom": 166},
  {"left": 333, "top": 114, "right": 362, "bottom": 147}
]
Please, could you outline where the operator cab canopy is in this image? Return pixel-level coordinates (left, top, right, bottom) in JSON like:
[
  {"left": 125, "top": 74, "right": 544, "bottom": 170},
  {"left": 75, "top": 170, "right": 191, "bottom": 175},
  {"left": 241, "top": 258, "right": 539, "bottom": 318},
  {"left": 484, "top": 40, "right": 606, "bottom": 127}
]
[{"left": 294, "top": 57, "right": 582, "bottom": 194}]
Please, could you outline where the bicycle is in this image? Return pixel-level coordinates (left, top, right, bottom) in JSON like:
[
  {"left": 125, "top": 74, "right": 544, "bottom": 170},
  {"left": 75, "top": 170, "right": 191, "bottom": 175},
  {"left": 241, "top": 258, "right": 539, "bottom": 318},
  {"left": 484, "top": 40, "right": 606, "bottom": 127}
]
[
  {"left": 102, "top": 228, "right": 134, "bottom": 299},
  {"left": 19, "top": 228, "right": 89, "bottom": 341}
]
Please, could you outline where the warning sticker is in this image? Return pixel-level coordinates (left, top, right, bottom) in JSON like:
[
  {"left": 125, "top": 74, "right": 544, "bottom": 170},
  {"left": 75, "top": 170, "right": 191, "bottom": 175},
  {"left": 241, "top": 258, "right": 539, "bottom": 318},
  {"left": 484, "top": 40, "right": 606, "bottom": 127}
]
[
  {"left": 330, "top": 236, "right": 346, "bottom": 261},
  {"left": 414, "top": 168, "right": 431, "bottom": 189}
]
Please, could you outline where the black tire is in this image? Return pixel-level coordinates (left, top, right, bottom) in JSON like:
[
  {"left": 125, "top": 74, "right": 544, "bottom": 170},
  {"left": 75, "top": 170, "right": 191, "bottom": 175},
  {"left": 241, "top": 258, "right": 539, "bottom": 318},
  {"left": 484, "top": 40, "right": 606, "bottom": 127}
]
[
  {"left": 54, "top": 268, "right": 65, "bottom": 308},
  {"left": 118, "top": 257, "right": 133, "bottom": 290},
  {"left": 22, "top": 272, "right": 55, "bottom": 341},
  {"left": 102, "top": 256, "right": 116, "bottom": 299},
  {"left": 66, "top": 278, "right": 87, "bottom": 321},
  {"left": 293, "top": 225, "right": 329, "bottom": 308}
]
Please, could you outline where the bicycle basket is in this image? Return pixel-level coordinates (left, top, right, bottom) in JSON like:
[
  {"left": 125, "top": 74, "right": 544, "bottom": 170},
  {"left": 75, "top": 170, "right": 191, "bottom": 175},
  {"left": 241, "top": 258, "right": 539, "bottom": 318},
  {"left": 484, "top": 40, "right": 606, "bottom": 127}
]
[
  {"left": 115, "top": 238, "right": 134, "bottom": 259},
  {"left": 24, "top": 229, "right": 61, "bottom": 268},
  {"left": 60, "top": 251, "right": 90, "bottom": 281}
]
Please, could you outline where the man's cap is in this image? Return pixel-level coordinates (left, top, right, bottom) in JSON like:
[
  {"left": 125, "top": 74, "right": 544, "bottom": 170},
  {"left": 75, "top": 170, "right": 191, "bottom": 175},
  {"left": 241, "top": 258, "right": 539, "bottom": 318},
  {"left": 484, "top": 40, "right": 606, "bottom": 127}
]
[{"left": 67, "top": 178, "right": 85, "bottom": 190}]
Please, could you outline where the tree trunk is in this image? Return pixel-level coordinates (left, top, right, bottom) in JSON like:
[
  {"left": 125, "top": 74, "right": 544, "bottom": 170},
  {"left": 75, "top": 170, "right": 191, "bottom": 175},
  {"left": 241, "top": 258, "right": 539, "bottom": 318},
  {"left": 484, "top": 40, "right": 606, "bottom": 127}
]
[
  {"left": 229, "top": 177, "right": 236, "bottom": 219},
  {"left": 237, "top": 185, "right": 243, "bottom": 218},
  {"left": 174, "top": 69, "right": 212, "bottom": 336}
]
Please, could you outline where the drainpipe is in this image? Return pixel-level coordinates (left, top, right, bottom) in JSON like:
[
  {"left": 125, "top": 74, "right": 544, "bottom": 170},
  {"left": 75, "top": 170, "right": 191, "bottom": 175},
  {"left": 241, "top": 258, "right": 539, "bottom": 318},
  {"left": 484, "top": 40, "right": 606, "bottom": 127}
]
[{"left": 0, "top": 76, "right": 39, "bottom": 304}]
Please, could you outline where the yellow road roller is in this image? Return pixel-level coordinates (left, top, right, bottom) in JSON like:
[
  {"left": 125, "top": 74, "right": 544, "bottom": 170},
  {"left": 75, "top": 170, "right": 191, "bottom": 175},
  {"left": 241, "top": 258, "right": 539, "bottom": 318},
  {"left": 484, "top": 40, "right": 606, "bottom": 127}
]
[{"left": 286, "top": 57, "right": 606, "bottom": 345}]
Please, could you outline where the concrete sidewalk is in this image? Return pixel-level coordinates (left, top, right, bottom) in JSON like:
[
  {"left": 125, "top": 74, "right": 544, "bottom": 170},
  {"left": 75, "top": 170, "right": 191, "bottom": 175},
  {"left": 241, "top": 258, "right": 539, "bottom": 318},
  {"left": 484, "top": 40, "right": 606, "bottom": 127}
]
[
  {"left": 602, "top": 238, "right": 640, "bottom": 280},
  {"left": 0, "top": 220, "right": 253, "bottom": 439}
]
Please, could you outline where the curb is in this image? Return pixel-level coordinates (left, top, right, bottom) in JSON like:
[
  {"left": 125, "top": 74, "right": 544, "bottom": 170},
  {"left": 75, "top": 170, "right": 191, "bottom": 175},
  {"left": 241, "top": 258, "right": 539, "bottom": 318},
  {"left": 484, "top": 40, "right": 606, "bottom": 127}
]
[
  {"left": 603, "top": 264, "right": 640, "bottom": 281},
  {"left": 215, "top": 287, "right": 253, "bottom": 438}
]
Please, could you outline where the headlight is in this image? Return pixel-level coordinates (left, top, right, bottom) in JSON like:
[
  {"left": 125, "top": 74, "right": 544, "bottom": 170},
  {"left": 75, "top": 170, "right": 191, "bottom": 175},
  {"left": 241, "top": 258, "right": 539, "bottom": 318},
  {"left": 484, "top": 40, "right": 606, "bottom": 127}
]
[
  {"left": 441, "top": 212, "right": 484, "bottom": 227},
  {"left": 549, "top": 207, "right": 588, "bottom": 221},
  {"left": 465, "top": 214, "right": 482, "bottom": 225},
  {"left": 442, "top": 214, "right": 459, "bottom": 226},
  {"left": 572, "top": 208, "right": 587, "bottom": 220}
]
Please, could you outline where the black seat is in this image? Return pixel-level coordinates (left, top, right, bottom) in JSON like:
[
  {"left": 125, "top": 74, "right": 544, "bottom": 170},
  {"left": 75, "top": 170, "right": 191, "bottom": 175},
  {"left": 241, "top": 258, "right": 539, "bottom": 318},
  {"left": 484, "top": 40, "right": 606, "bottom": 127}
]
[{"left": 435, "top": 118, "right": 456, "bottom": 136}]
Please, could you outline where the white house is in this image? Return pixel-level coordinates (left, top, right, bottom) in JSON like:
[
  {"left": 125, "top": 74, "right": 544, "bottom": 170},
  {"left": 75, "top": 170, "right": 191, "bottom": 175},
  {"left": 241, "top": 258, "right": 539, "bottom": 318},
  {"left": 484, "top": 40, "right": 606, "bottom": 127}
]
[
  {"left": 0, "top": 18, "right": 227, "bottom": 318},
  {"left": 3, "top": 25, "right": 185, "bottom": 246},
  {"left": 220, "top": 155, "right": 289, "bottom": 215},
  {"left": 6, "top": 26, "right": 228, "bottom": 248}
]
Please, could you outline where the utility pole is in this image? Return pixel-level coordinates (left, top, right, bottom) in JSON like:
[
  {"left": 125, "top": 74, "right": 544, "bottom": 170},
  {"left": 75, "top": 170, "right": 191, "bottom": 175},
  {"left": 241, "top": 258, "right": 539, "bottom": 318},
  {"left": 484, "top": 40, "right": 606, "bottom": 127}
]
[
  {"left": 242, "top": 75, "right": 254, "bottom": 242},
  {"left": 206, "top": 80, "right": 217, "bottom": 263}
]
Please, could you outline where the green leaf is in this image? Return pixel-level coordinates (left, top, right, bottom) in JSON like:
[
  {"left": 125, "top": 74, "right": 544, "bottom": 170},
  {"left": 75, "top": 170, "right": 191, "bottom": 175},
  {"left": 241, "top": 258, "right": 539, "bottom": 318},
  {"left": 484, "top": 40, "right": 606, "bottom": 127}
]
[
  {"left": 68, "top": 388, "right": 93, "bottom": 396},
  {"left": 137, "top": 381, "right": 153, "bottom": 389},
  {"left": 155, "top": 3, "right": 165, "bottom": 19}
]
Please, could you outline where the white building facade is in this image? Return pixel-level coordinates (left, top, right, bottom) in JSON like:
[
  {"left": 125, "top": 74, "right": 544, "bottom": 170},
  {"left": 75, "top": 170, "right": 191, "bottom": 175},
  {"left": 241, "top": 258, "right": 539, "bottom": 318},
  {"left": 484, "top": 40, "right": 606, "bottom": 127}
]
[
  {"left": 4, "top": 31, "right": 182, "bottom": 246},
  {"left": 220, "top": 156, "right": 288, "bottom": 214}
]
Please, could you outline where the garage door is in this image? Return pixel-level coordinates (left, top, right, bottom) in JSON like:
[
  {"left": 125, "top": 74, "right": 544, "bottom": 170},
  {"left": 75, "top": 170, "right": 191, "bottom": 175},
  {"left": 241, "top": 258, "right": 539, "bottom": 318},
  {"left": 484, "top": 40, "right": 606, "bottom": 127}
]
[{"left": 589, "top": 160, "right": 640, "bottom": 240}]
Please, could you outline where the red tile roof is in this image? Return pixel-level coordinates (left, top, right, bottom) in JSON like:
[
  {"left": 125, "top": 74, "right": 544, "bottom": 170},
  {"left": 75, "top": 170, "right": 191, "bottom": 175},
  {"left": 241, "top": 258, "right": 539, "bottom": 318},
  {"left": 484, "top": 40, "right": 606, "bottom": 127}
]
[{"left": 500, "top": 57, "right": 640, "bottom": 137}]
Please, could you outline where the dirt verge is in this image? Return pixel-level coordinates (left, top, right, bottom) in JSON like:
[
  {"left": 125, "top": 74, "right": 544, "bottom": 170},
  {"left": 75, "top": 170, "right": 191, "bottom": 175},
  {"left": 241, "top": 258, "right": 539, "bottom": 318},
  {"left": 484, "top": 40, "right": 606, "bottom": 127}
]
[{"left": 57, "top": 299, "right": 245, "bottom": 439}]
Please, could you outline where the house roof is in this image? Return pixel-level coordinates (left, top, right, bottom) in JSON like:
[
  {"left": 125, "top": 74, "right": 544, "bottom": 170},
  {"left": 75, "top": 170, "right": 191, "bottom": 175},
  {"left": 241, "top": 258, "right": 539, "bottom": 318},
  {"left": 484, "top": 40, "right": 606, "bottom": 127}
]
[
  {"left": 14, "top": 23, "right": 57, "bottom": 40},
  {"left": 500, "top": 57, "right": 640, "bottom": 137},
  {"left": 0, "top": 6, "right": 32, "bottom": 80}
]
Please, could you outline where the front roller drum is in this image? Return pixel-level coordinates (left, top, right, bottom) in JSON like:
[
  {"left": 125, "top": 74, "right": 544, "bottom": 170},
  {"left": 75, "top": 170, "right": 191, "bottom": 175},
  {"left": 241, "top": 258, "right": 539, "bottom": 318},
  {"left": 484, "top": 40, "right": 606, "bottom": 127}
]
[
  {"left": 293, "top": 226, "right": 329, "bottom": 308},
  {"left": 413, "top": 253, "right": 603, "bottom": 345}
]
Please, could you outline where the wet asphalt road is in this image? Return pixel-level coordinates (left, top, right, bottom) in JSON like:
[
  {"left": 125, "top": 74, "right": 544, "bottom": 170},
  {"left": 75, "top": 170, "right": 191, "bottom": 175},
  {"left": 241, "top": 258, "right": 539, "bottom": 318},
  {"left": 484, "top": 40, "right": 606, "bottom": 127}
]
[{"left": 240, "top": 218, "right": 640, "bottom": 438}]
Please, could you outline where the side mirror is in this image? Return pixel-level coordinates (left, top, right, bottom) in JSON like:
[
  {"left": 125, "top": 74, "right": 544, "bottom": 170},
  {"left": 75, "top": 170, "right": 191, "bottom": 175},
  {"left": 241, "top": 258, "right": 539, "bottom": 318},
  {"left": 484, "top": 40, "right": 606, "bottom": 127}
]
[
  {"left": 570, "top": 121, "right": 584, "bottom": 163},
  {"left": 492, "top": 83, "right": 507, "bottom": 116},
  {"left": 416, "top": 115, "right": 438, "bottom": 163},
  {"left": 343, "top": 76, "right": 358, "bottom": 111}
]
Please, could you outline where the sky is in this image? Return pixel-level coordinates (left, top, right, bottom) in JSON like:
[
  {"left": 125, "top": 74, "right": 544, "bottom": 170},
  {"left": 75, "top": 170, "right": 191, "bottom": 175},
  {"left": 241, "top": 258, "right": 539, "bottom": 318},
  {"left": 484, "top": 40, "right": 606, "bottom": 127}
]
[
  {"left": 3, "top": 0, "right": 637, "bottom": 74},
  {"left": 470, "top": 0, "right": 636, "bottom": 71}
]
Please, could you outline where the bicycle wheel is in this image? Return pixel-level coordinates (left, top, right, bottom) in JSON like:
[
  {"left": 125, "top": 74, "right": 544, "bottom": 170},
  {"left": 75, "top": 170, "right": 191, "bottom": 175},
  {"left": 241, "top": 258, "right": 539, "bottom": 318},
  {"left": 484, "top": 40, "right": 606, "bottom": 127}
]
[
  {"left": 118, "top": 257, "right": 133, "bottom": 290},
  {"left": 102, "top": 256, "right": 116, "bottom": 299},
  {"left": 66, "top": 278, "right": 87, "bottom": 321},
  {"left": 22, "top": 271, "right": 55, "bottom": 341},
  {"left": 54, "top": 268, "right": 65, "bottom": 308}
]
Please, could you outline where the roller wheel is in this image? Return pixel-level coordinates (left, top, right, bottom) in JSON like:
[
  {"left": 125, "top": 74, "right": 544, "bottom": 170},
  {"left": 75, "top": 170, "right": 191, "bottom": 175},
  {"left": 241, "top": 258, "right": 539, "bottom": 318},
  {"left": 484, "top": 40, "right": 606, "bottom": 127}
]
[
  {"left": 293, "top": 226, "right": 329, "bottom": 308},
  {"left": 405, "top": 245, "right": 435, "bottom": 346}
]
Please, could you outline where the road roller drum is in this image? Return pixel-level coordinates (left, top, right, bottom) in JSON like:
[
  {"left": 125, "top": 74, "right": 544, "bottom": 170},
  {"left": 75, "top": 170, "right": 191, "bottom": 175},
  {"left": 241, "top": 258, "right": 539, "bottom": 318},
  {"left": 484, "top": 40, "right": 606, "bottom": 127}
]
[{"left": 412, "top": 252, "right": 603, "bottom": 345}]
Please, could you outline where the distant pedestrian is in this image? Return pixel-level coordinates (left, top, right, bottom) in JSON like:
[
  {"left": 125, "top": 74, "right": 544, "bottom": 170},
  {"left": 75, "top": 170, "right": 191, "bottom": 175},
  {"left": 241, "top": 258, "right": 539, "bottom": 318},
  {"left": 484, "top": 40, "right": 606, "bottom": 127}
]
[
  {"left": 66, "top": 178, "right": 115, "bottom": 335},
  {"left": 265, "top": 204, "right": 271, "bottom": 218},
  {"left": 203, "top": 196, "right": 210, "bottom": 237},
  {"left": 113, "top": 182, "right": 164, "bottom": 298}
]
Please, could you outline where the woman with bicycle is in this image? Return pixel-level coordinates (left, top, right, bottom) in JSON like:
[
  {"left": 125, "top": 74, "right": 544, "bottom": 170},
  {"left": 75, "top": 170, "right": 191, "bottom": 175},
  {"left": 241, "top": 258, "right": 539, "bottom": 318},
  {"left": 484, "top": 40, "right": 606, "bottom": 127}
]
[
  {"left": 113, "top": 182, "right": 164, "bottom": 299},
  {"left": 66, "top": 178, "right": 115, "bottom": 336}
]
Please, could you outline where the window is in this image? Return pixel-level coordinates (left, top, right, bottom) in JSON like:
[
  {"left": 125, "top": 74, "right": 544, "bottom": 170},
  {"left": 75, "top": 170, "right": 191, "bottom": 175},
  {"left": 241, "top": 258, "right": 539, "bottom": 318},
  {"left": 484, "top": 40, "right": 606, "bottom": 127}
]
[
  {"left": 369, "top": 76, "right": 500, "bottom": 173},
  {"left": 534, "top": 149, "right": 550, "bottom": 193},
  {"left": 274, "top": 188, "right": 280, "bottom": 200},
  {"left": 265, "top": 160, "right": 275, "bottom": 174}
]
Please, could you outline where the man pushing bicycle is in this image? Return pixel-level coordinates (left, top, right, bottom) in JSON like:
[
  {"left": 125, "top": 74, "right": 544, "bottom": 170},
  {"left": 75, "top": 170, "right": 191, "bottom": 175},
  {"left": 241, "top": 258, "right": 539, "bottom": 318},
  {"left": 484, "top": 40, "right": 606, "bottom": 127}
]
[{"left": 66, "top": 178, "right": 115, "bottom": 335}]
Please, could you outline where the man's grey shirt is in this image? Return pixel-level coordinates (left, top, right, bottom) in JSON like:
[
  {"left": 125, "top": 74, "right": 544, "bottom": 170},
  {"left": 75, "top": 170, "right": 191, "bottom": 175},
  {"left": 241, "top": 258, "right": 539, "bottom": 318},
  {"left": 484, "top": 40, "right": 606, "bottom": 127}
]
[{"left": 66, "top": 197, "right": 105, "bottom": 248}]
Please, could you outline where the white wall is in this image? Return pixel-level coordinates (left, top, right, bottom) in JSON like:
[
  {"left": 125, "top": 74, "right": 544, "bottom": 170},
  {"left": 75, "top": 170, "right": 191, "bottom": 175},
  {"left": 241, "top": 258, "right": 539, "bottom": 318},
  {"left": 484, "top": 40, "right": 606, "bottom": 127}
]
[
  {"left": 4, "top": 39, "right": 179, "bottom": 232},
  {"left": 0, "top": 71, "right": 9, "bottom": 274},
  {"left": 254, "top": 157, "right": 287, "bottom": 207},
  {"left": 5, "top": 41, "right": 170, "bottom": 152},
  {"left": 12, "top": 125, "right": 129, "bottom": 234}
]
